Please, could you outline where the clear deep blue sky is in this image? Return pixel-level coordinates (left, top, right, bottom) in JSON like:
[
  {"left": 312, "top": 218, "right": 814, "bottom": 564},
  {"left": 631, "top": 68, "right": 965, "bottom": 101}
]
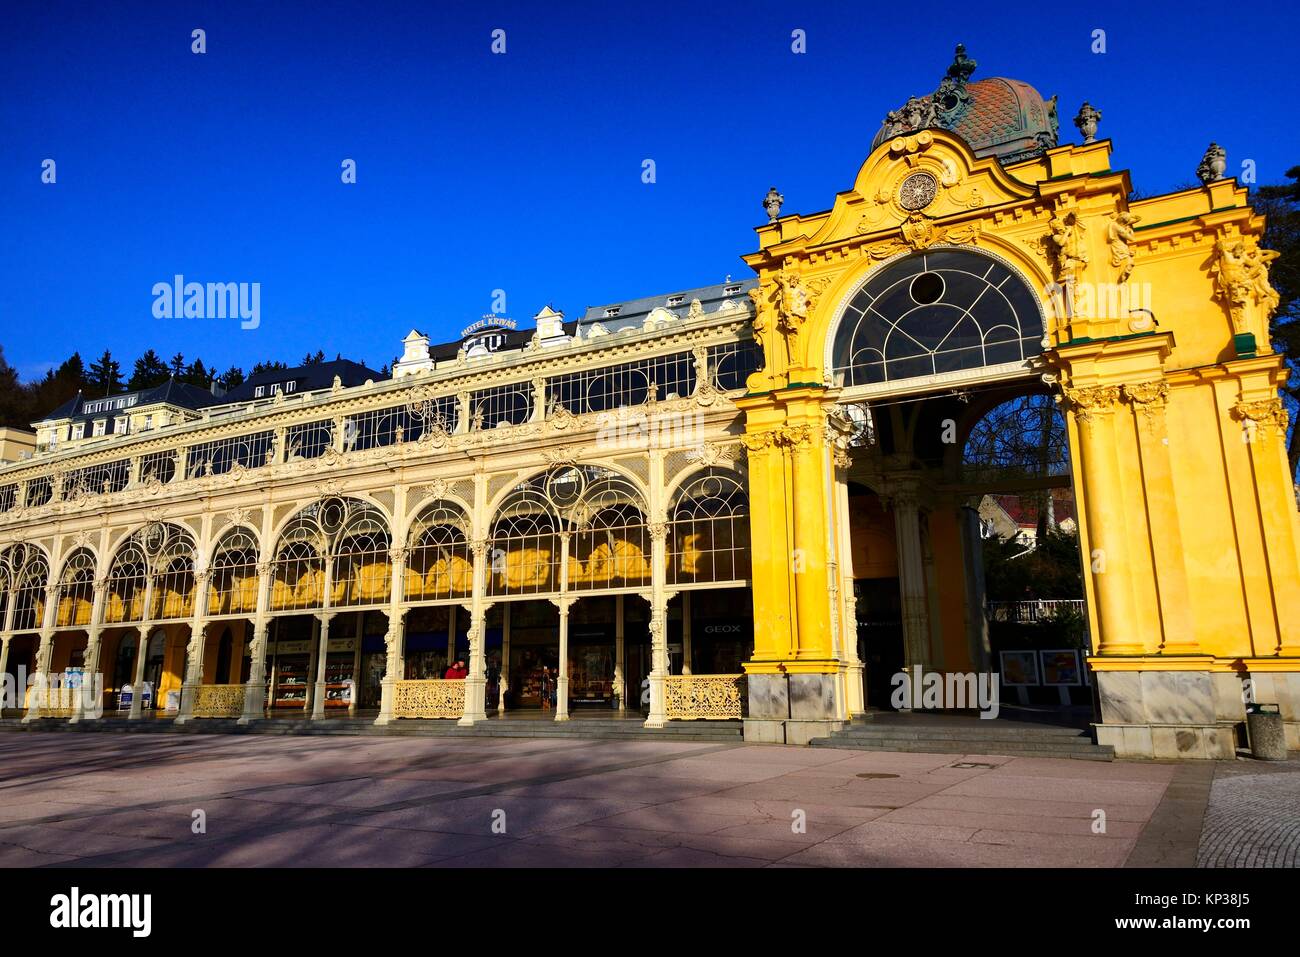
[{"left": 2, "top": 0, "right": 1297, "bottom": 381}]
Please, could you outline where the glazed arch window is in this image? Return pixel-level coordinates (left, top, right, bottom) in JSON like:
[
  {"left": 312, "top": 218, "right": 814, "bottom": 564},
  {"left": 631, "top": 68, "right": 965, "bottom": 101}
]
[{"left": 830, "top": 249, "right": 1045, "bottom": 388}]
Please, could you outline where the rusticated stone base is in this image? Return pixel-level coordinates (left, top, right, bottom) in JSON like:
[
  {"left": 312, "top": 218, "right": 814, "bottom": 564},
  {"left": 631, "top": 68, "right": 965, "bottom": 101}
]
[
  {"left": 1094, "top": 668, "right": 1300, "bottom": 759},
  {"left": 743, "top": 672, "right": 844, "bottom": 744}
]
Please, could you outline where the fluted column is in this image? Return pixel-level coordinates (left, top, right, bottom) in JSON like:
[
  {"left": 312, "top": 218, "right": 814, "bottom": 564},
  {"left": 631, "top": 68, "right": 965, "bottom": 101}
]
[
  {"left": 644, "top": 521, "right": 669, "bottom": 727},
  {"left": 890, "top": 483, "right": 931, "bottom": 675},
  {"left": 681, "top": 591, "right": 692, "bottom": 675},
  {"left": 311, "top": 612, "right": 336, "bottom": 719},
  {"left": 459, "top": 538, "right": 491, "bottom": 725},
  {"left": 175, "top": 569, "right": 211, "bottom": 723},
  {"left": 1065, "top": 386, "right": 1143, "bottom": 655},
  {"left": 239, "top": 560, "right": 273, "bottom": 723},
  {"left": 70, "top": 577, "right": 109, "bottom": 723},
  {"left": 127, "top": 623, "right": 150, "bottom": 719}
]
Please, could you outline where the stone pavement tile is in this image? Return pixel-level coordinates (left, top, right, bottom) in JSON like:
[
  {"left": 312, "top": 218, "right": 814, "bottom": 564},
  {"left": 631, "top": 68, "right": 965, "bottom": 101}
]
[
  {"left": 82, "top": 822, "right": 502, "bottom": 867},
  {"left": 591, "top": 803, "right": 861, "bottom": 844},
  {"left": 358, "top": 795, "right": 643, "bottom": 836},
  {"left": 968, "top": 829, "right": 1134, "bottom": 865},
  {"left": 245, "top": 777, "right": 469, "bottom": 808},
  {"left": 700, "top": 746, "right": 857, "bottom": 768},
  {"left": 827, "top": 820, "right": 980, "bottom": 844},
  {"left": 778, "top": 836, "right": 1110, "bottom": 868},
  {"left": 937, "top": 774, "right": 1167, "bottom": 807},
  {"left": 612, "top": 757, "right": 796, "bottom": 783},
  {"left": 715, "top": 778, "right": 947, "bottom": 808},
  {"left": 879, "top": 805, "right": 1144, "bottom": 838},
  {"left": 36, "top": 806, "right": 200, "bottom": 840},
  {"left": 814, "top": 751, "right": 981, "bottom": 773},
  {"left": 651, "top": 795, "right": 891, "bottom": 828},
  {"left": 528, "top": 822, "right": 806, "bottom": 864},
  {"left": 912, "top": 793, "right": 1159, "bottom": 823},
  {"left": 0, "top": 843, "right": 80, "bottom": 867},
  {"left": 504, "top": 770, "right": 727, "bottom": 802},
  {"left": 427, "top": 838, "right": 651, "bottom": 868},
  {"left": 0, "top": 823, "right": 171, "bottom": 863},
  {"left": 634, "top": 845, "right": 772, "bottom": 868},
  {"left": 996, "top": 757, "right": 1178, "bottom": 783}
]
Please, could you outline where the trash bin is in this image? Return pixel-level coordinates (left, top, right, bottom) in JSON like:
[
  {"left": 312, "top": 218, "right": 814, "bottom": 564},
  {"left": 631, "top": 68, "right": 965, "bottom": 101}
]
[{"left": 1246, "top": 703, "right": 1288, "bottom": 761}]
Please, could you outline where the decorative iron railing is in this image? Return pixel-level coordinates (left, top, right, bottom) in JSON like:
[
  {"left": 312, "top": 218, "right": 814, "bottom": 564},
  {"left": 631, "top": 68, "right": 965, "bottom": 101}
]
[
  {"left": 664, "top": 673, "right": 746, "bottom": 720},
  {"left": 986, "top": 599, "right": 1086, "bottom": 623},
  {"left": 393, "top": 679, "right": 465, "bottom": 719},
  {"left": 194, "top": 684, "right": 247, "bottom": 718}
]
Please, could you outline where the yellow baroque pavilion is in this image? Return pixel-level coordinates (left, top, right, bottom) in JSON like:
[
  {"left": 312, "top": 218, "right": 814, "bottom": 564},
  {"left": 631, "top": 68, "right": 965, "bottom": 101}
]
[{"left": 0, "top": 47, "right": 1295, "bottom": 758}]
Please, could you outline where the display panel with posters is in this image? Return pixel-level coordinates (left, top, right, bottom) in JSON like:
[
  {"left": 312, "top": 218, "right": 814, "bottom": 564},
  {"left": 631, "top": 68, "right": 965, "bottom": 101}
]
[
  {"left": 1039, "top": 649, "right": 1082, "bottom": 686},
  {"left": 998, "top": 650, "right": 1039, "bottom": 686}
]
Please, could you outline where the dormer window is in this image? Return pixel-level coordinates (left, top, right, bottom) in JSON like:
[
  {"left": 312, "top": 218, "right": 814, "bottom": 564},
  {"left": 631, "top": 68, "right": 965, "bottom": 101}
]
[
  {"left": 284, "top": 381, "right": 297, "bottom": 393},
  {"left": 71, "top": 424, "right": 85, "bottom": 440},
  {"left": 723, "top": 284, "right": 742, "bottom": 295},
  {"left": 92, "top": 419, "right": 107, "bottom": 437},
  {"left": 254, "top": 386, "right": 265, "bottom": 398},
  {"left": 604, "top": 306, "right": 621, "bottom": 318},
  {"left": 667, "top": 295, "right": 685, "bottom": 307}
]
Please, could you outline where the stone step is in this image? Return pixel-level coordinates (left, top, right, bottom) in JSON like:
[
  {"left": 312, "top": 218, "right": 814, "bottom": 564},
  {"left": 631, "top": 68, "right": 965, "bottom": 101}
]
[
  {"left": 835, "top": 724, "right": 1093, "bottom": 741},
  {"left": 809, "top": 738, "right": 1115, "bottom": 760}
]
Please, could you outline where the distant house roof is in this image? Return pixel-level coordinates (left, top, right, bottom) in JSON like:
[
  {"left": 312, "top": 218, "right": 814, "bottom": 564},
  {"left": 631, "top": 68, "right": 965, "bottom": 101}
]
[
  {"left": 420, "top": 322, "right": 580, "bottom": 362},
  {"left": 36, "top": 379, "right": 214, "bottom": 424},
  {"left": 219, "top": 359, "right": 382, "bottom": 404},
  {"left": 580, "top": 279, "right": 757, "bottom": 334}
]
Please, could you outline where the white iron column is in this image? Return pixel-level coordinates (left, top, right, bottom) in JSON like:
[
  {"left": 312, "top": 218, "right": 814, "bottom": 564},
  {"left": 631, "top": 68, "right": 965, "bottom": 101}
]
[
  {"left": 499, "top": 602, "right": 511, "bottom": 714},
  {"left": 614, "top": 594, "right": 625, "bottom": 711},
  {"left": 644, "top": 522, "right": 669, "bottom": 728},
  {"left": 70, "top": 577, "right": 109, "bottom": 723},
  {"left": 681, "top": 591, "right": 692, "bottom": 676},
  {"left": 127, "top": 623, "right": 151, "bottom": 719},
  {"left": 175, "top": 569, "right": 211, "bottom": 723},
  {"left": 553, "top": 596, "right": 571, "bottom": 721},
  {"left": 554, "top": 531, "right": 572, "bottom": 721},
  {"left": 446, "top": 605, "right": 456, "bottom": 666},
  {"left": 834, "top": 466, "right": 866, "bottom": 716},
  {"left": 459, "top": 538, "right": 491, "bottom": 725},
  {"left": 311, "top": 612, "right": 336, "bottom": 719},
  {"left": 375, "top": 541, "right": 408, "bottom": 725},
  {"left": 239, "top": 559, "right": 273, "bottom": 723}
]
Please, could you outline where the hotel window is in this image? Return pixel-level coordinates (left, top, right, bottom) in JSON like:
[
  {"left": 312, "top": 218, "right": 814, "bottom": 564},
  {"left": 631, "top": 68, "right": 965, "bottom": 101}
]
[
  {"left": 667, "top": 295, "right": 685, "bottom": 307},
  {"left": 285, "top": 381, "right": 297, "bottom": 393},
  {"left": 254, "top": 386, "right": 266, "bottom": 398},
  {"left": 142, "top": 414, "right": 153, "bottom": 432},
  {"left": 71, "top": 424, "right": 85, "bottom": 440},
  {"left": 115, "top": 416, "right": 130, "bottom": 435},
  {"left": 604, "top": 306, "right": 621, "bottom": 317},
  {"left": 92, "top": 420, "right": 107, "bottom": 437}
]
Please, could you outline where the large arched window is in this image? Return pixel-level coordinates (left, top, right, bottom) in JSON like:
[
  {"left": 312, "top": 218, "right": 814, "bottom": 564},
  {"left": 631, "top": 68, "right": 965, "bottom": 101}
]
[
  {"left": 56, "top": 549, "right": 97, "bottom": 627},
  {"left": 2, "top": 545, "right": 50, "bottom": 632},
  {"left": 831, "top": 249, "right": 1044, "bottom": 387},
  {"left": 208, "top": 528, "right": 260, "bottom": 616},
  {"left": 103, "top": 524, "right": 196, "bottom": 625},
  {"left": 488, "top": 466, "right": 650, "bottom": 597},
  {"left": 668, "top": 469, "right": 750, "bottom": 586},
  {"left": 331, "top": 506, "right": 392, "bottom": 608},
  {"left": 569, "top": 471, "right": 651, "bottom": 591},
  {"left": 406, "top": 501, "right": 473, "bottom": 602},
  {"left": 271, "top": 497, "right": 391, "bottom": 612}
]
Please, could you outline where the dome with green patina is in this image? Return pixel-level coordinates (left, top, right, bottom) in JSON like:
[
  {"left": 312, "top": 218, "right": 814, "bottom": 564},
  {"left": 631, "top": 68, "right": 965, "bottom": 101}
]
[{"left": 871, "top": 45, "right": 1060, "bottom": 165}]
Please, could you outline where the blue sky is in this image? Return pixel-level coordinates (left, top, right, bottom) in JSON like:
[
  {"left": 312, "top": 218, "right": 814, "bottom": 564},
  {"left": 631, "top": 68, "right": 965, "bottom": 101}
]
[{"left": 2, "top": 0, "right": 1296, "bottom": 381}]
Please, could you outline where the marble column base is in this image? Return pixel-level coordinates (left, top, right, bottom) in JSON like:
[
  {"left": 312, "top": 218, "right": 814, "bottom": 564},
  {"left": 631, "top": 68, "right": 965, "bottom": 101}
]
[
  {"left": 743, "top": 672, "right": 844, "bottom": 744},
  {"left": 1095, "top": 668, "right": 1300, "bottom": 759}
]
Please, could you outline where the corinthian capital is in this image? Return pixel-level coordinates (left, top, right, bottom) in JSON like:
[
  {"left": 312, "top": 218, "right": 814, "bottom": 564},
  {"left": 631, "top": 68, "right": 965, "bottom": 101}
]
[{"left": 1063, "top": 385, "right": 1122, "bottom": 421}]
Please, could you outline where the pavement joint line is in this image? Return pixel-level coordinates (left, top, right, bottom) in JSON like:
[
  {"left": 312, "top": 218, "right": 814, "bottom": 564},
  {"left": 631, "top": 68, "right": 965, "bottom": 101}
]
[
  {"left": 1122, "top": 761, "right": 1214, "bottom": 868},
  {"left": 28, "top": 738, "right": 744, "bottom": 867}
]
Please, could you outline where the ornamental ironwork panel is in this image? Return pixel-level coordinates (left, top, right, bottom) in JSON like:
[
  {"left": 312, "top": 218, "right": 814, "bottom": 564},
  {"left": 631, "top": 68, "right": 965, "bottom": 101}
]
[
  {"left": 663, "top": 674, "right": 747, "bottom": 720},
  {"left": 194, "top": 683, "right": 247, "bottom": 718},
  {"left": 393, "top": 679, "right": 465, "bottom": 719}
]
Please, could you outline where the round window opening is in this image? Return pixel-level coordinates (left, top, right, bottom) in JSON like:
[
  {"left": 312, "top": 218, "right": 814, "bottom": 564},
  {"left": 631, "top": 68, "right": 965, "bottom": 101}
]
[{"left": 910, "top": 271, "right": 945, "bottom": 305}]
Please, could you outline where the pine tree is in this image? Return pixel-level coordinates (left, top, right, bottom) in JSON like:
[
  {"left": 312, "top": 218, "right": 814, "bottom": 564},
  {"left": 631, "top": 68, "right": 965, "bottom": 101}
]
[
  {"left": 220, "top": 365, "right": 245, "bottom": 389},
  {"left": 127, "top": 349, "right": 170, "bottom": 391},
  {"left": 169, "top": 352, "right": 186, "bottom": 378},
  {"left": 87, "top": 350, "right": 121, "bottom": 396}
]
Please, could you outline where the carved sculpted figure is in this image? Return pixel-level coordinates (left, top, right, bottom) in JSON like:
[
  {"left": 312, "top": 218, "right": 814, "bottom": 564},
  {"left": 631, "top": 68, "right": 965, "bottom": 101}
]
[
  {"left": 1212, "top": 238, "right": 1281, "bottom": 334},
  {"left": 1107, "top": 211, "right": 1140, "bottom": 284}
]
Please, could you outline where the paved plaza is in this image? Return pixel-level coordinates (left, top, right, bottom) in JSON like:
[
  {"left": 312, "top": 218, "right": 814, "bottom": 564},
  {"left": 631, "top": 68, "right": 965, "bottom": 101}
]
[{"left": 0, "top": 732, "right": 1292, "bottom": 867}]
